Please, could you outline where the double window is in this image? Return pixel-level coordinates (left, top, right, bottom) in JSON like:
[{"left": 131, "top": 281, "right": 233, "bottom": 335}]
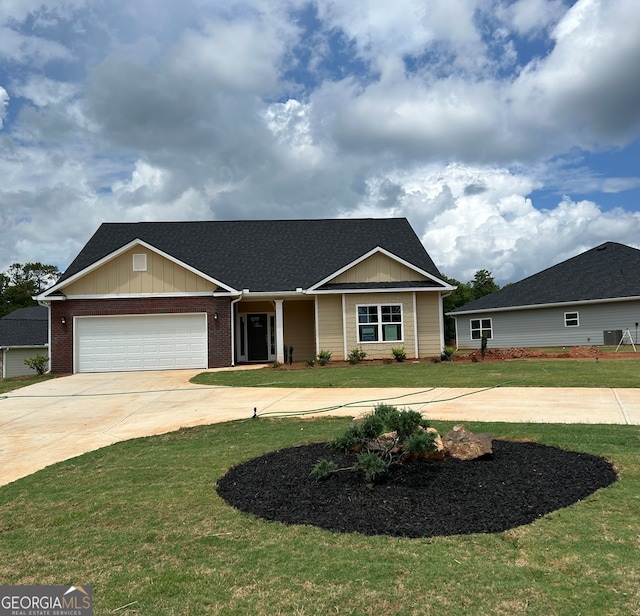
[
  {"left": 357, "top": 304, "right": 403, "bottom": 343},
  {"left": 564, "top": 312, "right": 579, "bottom": 327},
  {"left": 470, "top": 318, "right": 492, "bottom": 340}
]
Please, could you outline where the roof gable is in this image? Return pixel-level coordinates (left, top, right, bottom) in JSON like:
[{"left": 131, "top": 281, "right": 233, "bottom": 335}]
[
  {"left": 453, "top": 242, "right": 640, "bottom": 313},
  {"left": 45, "top": 239, "right": 236, "bottom": 297},
  {"left": 48, "top": 219, "right": 444, "bottom": 294},
  {"left": 309, "top": 246, "right": 450, "bottom": 291}
]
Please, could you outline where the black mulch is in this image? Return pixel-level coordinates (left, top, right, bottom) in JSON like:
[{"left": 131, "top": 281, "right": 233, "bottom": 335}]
[{"left": 216, "top": 441, "right": 617, "bottom": 538}]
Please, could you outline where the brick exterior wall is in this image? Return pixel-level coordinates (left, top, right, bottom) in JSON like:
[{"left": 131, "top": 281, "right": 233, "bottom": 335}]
[{"left": 50, "top": 296, "right": 232, "bottom": 373}]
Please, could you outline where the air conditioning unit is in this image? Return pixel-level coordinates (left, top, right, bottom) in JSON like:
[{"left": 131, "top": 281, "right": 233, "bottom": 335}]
[{"left": 603, "top": 330, "right": 623, "bottom": 346}]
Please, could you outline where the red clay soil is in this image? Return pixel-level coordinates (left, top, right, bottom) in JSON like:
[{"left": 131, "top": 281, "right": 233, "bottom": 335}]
[
  {"left": 461, "top": 346, "right": 639, "bottom": 362},
  {"left": 216, "top": 441, "right": 617, "bottom": 538}
]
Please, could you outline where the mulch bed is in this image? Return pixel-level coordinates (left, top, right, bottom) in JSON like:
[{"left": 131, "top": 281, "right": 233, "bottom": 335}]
[{"left": 216, "top": 441, "right": 617, "bottom": 538}]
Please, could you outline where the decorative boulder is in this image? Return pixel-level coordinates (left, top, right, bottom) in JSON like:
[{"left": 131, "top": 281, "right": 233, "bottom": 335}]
[{"left": 441, "top": 424, "right": 493, "bottom": 461}]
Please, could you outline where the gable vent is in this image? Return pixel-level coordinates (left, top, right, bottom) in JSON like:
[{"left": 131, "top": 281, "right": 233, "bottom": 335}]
[{"left": 132, "top": 253, "right": 147, "bottom": 271}]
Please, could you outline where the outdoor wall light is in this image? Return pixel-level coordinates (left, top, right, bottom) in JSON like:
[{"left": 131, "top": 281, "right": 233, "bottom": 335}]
[
  {"left": 214, "top": 312, "right": 219, "bottom": 320},
  {"left": 61, "top": 317, "right": 66, "bottom": 325}
]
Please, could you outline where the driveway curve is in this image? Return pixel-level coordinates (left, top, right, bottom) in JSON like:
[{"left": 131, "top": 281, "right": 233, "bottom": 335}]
[{"left": 1, "top": 370, "right": 638, "bottom": 487}]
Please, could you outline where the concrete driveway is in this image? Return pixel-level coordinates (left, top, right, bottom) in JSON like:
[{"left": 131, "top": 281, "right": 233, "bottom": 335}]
[{"left": 1, "top": 369, "right": 639, "bottom": 487}]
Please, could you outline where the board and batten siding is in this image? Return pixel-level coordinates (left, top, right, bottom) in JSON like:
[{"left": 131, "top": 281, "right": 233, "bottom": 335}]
[
  {"left": 63, "top": 247, "right": 216, "bottom": 296},
  {"left": 283, "top": 300, "right": 316, "bottom": 361},
  {"left": 455, "top": 299, "right": 640, "bottom": 349},
  {"left": 416, "top": 293, "right": 444, "bottom": 357},
  {"left": 332, "top": 253, "right": 428, "bottom": 284},
  {"left": 344, "top": 292, "right": 417, "bottom": 360},
  {"left": 316, "top": 295, "right": 345, "bottom": 359}
]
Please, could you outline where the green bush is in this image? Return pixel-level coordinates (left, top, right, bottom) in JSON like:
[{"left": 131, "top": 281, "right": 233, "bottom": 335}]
[
  {"left": 481, "top": 334, "right": 489, "bottom": 359},
  {"left": 310, "top": 459, "right": 338, "bottom": 480},
  {"left": 347, "top": 347, "right": 367, "bottom": 364},
  {"left": 23, "top": 353, "right": 48, "bottom": 375},
  {"left": 441, "top": 346, "right": 455, "bottom": 361},
  {"left": 305, "top": 357, "right": 316, "bottom": 367},
  {"left": 314, "top": 404, "right": 437, "bottom": 485},
  {"left": 392, "top": 347, "right": 406, "bottom": 362},
  {"left": 354, "top": 452, "right": 388, "bottom": 485},
  {"left": 317, "top": 350, "right": 332, "bottom": 366}
]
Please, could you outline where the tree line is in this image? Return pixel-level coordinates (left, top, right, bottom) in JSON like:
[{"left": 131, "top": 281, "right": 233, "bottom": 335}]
[
  {"left": 0, "top": 263, "right": 60, "bottom": 317},
  {"left": 441, "top": 269, "right": 501, "bottom": 343}
]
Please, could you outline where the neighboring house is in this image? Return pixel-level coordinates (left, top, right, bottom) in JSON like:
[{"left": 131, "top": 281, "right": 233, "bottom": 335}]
[
  {"left": 36, "top": 219, "right": 454, "bottom": 374},
  {"left": 0, "top": 306, "right": 49, "bottom": 377},
  {"left": 449, "top": 242, "right": 640, "bottom": 350}
]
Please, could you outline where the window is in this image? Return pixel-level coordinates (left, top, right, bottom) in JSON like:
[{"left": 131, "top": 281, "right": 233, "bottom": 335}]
[
  {"left": 470, "top": 318, "right": 492, "bottom": 340},
  {"left": 132, "top": 253, "right": 147, "bottom": 272},
  {"left": 564, "top": 312, "right": 579, "bottom": 327},
  {"left": 357, "top": 304, "right": 403, "bottom": 343}
]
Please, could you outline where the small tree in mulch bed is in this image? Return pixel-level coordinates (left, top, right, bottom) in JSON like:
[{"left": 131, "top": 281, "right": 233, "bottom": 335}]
[{"left": 311, "top": 404, "right": 438, "bottom": 486}]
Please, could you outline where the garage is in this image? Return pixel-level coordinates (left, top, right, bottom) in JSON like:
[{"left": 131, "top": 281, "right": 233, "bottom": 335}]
[{"left": 75, "top": 314, "right": 208, "bottom": 373}]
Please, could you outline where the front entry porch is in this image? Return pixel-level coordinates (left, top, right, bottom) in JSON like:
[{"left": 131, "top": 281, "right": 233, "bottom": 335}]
[{"left": 234, "top": 299, "right": 316, "bottom": 364}]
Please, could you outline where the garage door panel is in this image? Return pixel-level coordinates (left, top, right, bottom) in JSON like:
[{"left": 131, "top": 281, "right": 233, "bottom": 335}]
[{"left": 76, "top": 314, "right": 208, "bottom": 373}]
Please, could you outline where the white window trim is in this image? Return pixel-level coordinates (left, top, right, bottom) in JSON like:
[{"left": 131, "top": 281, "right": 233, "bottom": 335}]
[
  {"left": 564, "top": 311, "right": 580, "bottom": 327},
  {"left": 470, "top": 318, "right": 493, "bottom": 340},
  {"left": 132, "top": 253, "right": 147, "bottom": 272},
  {"left": 356, "top": 303, "right": 404, "bottom": 344}
]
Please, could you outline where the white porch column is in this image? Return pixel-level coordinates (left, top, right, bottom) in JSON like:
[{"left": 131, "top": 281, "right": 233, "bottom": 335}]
[{"left": 275, "top": 299, "right": 285, "bottom": 363}]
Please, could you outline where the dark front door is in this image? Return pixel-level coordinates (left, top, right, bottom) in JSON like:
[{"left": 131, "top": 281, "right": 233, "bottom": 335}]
[{"left": 247, "top": 314, "right": 269, "bottom": 361}]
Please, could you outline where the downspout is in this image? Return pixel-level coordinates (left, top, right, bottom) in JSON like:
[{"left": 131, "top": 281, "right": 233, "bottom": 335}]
[{"left": 230, "top": 295, "right": 243, "bottom": 366}]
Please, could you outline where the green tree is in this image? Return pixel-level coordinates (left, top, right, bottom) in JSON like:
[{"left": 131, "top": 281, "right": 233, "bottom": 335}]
[
  {"left": 0, "top": 262, "right": 60, "bottom": 317},
  {"left": 441, "top": 270, "right": 501, "bottom": 344},
  {"left": 470, "top": 268, "right": 500, "bottom": 300}
]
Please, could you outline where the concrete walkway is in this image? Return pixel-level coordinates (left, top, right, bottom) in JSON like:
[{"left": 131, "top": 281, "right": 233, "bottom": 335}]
[{"left": 1, "top": 369, "right": 639, "bottom": 487}]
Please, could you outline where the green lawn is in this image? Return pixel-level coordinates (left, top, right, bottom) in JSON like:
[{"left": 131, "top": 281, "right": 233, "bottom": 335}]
[
  {"left": 0, "top": 419, "right": 638, "bottom": 615},
  {"left": 191, "top": 358, "right": 640, "bottom": 389},
  {"left": 0, "top": 373, "right": 55, "bottom": 395}
]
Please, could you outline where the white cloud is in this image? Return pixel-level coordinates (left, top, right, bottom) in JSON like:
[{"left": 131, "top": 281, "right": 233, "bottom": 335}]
[
  {"left": 0, "top": 87, "right": 8, "bottom": 128},
  {"left": 506, "top": 0, "right": 566, "bottom": 36},
  {"left": 511, "top": 0, "right": 640, "bottom": 147},
  {"left": 0, "top": 0, "right": 637, "bottom": 286}
]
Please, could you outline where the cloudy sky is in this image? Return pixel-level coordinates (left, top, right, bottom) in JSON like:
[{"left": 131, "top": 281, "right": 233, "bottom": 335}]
[{"left": 0, "top": 0, "right": 638, "bottom": 285}]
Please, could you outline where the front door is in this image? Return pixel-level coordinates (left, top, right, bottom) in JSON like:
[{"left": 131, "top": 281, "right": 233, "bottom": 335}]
[{"left": 247, "top": 314, "right": 269, "bottom": 361}]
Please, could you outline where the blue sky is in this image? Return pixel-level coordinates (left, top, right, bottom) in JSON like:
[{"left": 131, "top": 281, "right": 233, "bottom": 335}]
[{"left": 0, "top": 0, "right": 638, "bottom": 285}]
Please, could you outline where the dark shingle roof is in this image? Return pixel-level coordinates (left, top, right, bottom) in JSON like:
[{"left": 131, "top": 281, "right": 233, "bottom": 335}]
[
  {"left": 0, "top": 319, "right": 48, "bottom": 347},
  {"left": 55, "top": 219, "right": 444, "bottom": 293},
  {"left": 2, "top": 306, "right": 48, "bottom": 320},
  {"left": 452, "top": 242, "right": 640, "bottom": 313}
]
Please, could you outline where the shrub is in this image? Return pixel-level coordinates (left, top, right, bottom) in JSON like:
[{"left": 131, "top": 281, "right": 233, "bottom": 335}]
[
  {"left": 314, "top": 404, "right": 437, "bottom": 485},
  {"left": 405, "top": 430, "right": 436, "bottom": 455},
  {"left": 271, "top": 361, "right": 282, "bottom": 369},
  {"left": 317, "top": 350, "right": 332, "bottom": 366},
  {"left": 354, "top": 452, "right": 388, "bottom": 486},
  {"left": 480, "top": 334, "right": 489, "bottom": 359},
  {"left": 441, "top": 346, "right": 455, "bottom": 361},
  {"left": 305, "top": 357, "right": 316, "bottom": 368},
  {"left": 310, "top": 459, "right": 338, "bottom": 480},
  {"left": 23, "top": 354, "right": 48, "bottom": 375},
  {"left": 392, "top": 347, "right": 406, "bottom": 362},
  {"left": 347, "top": 347, "right": 367, "bottom": 364}
]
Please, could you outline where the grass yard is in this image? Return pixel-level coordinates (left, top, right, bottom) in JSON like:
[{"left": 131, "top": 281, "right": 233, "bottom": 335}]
[
  {"left": 0, "top": 419, "right": 638, "bottom": 616},
  {"left": 0, "top": 373, "right": 55, "bottom": 395},
  {"left": 191, "top": 358, "right": 640, "bottom": 389}
]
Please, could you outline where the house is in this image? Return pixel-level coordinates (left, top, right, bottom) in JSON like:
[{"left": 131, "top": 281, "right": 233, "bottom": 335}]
[
  {"left": 449, "top": 242, "right": 640, "bottom": 349},
  {"left": 36, "top": 218, "right": 454, "bottom": 373},
  {"left": 0, "top": 306, "right": 49, "bottom": 377}
]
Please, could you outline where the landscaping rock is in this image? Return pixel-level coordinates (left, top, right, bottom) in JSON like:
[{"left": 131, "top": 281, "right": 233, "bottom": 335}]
[{"left": 442, "top": 424, "right": 493, "bottom": 461}]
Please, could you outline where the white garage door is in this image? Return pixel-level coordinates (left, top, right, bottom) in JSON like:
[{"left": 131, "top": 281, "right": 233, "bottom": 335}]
[{"left": 75, "top": 314, "right": 208, "bottom": 373}]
